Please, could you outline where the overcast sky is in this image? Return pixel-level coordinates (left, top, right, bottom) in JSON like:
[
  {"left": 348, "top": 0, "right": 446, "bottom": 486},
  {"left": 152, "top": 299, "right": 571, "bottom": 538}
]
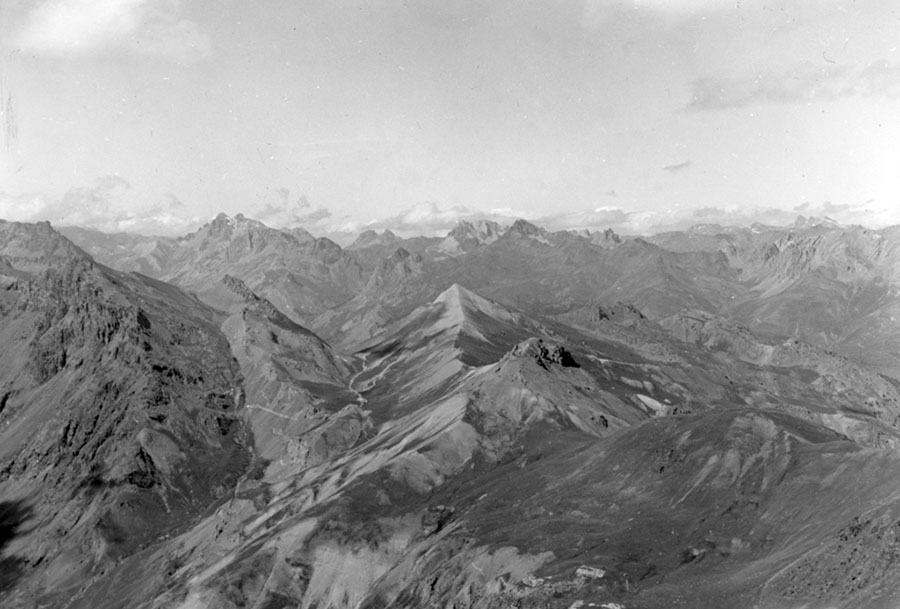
[{"left": 1, "top": 0, "right": 899, "bottom": 238}]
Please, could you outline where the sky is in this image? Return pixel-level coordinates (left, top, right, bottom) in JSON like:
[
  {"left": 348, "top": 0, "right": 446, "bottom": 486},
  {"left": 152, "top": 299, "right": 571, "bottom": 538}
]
[{"left": 1, "top": 0, "right": 899, "bottom": 239}]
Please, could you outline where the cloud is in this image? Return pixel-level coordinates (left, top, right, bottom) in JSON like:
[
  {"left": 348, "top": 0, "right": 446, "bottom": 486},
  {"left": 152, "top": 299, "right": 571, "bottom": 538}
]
[
  {"left": 251, "top": 189, "right": 333, "bottom": 229},
  {"left": 793, "top": 200, "right": 852, "bottom": 216},
  {"left": 11, "top": 0, "right": 211, "bottom": 62},
  {"left": 4, "top": 182, "right": 896, "bottom": 243},
  {"left": 688, "top": 60, "right": 900, "bottom": 110},
  {"left": 691, "top": 206, "right": 726, "bottom": 218},
  {"left": 0, "top": 176, "right": 199, "bottom": 235},
  {"left": 662, "top": 160, "right": 692, "bottom": 173},
  {"left": 311, "top": 198, "right": 896, "bottom": 244},
  {"left": 353, "top": 202, "right": 480, "bottom": 237},
  {"left": 534, "top": 205, "right": 663, "bottom": 235},
  {"left": 663, "top": 200, "right": 895, "bottom": 231},
  {"left": 530, "top": 199, "right": 898, "bottom": 236},
  {"left": 313, "top": 202, "right": 542, "bottom": 242}
]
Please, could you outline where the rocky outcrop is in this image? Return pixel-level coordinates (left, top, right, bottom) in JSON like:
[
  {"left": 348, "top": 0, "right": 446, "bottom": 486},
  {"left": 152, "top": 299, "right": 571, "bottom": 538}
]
[{"left": 511, "top": 338, "right": 579, "bottom": 369}]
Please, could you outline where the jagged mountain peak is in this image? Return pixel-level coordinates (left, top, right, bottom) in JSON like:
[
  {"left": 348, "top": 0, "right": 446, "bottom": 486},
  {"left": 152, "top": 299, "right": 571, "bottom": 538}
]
[
  {"left": 587, "top": 227, "right": 622, "bottom": 248},
  {"left": 500, "top": 218, "right": 554, "bottom": 247},
  {"left": 436, "top": 219, "right": 502, "bottom": 255},
  {"left": 507, "top": 218, "right": 545, "bottom": 236},
  {"left": 600, "top": 227, "right": 621, "bottom": 241},
  {"left": 184, "top": 213, "right": 284, "bottom": 245},
  {"left": 449, "top": 219, "right": 502, "bottom": 241}
]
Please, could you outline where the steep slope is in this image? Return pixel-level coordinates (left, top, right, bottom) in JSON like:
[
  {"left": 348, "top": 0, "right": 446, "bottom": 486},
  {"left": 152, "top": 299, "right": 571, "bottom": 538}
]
[
  {"left": 144, "top": 281, "right": 900, "bottom": 609},
  {"left": 92, "top": 284, "right": 661, "bottom": 609},
  {"left": 217, "top": 275, "right": 363, "bottom": 479},
  {"left": 0, "top": 221, "right": 254, "bottom": 607}
]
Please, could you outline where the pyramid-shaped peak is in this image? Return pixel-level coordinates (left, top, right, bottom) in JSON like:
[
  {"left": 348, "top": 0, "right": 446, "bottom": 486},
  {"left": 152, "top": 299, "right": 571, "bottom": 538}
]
[
  {"left": 434, "top": 282, "right": 474, "bottom": 306},
  {"left": 432, "top": 283, "right": 521, "bottom": 322}
]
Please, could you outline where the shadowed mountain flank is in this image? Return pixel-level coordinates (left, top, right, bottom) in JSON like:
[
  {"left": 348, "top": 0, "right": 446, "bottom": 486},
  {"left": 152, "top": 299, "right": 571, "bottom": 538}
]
[
  {"left": 0, "top": 500, "right": 33, "bottom": 595},
  {"left": 0, "top": 220, "right": 255, "bottom": 607}
]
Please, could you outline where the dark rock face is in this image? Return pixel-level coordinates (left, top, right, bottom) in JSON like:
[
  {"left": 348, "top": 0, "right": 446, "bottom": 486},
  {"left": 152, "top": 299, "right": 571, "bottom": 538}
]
[
  {"left": 511, "top": 338, "right": 579, "bottom": 369},
  {"left": 592, "top": 301, "right": 646, "bottom": 323},
  {"left": 421, "top": 504, "right": 454, "bottom": 536}
]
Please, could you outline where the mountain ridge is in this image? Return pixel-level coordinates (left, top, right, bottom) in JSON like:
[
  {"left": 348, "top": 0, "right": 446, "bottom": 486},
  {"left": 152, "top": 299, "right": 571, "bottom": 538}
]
[{"left": 4, "top": 214, "right": 900, "bottom": 608}]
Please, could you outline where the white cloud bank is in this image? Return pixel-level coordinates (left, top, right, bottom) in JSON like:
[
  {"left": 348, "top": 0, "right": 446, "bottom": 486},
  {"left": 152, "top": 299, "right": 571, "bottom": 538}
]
[
  {"left": 0, "top": 176, "right": 200, "bottom": 235},
  {"left": 11, "top": 0, "right": 211, "bottom": 62},
  {"left": 2, "top": 179, "right": 896, "bottom": 240}
]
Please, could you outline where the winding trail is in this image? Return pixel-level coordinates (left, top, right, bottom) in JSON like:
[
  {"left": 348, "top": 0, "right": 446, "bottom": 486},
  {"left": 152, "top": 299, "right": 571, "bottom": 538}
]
[{"left": 347, "top": 352, "right": 370, "bottom": 406}]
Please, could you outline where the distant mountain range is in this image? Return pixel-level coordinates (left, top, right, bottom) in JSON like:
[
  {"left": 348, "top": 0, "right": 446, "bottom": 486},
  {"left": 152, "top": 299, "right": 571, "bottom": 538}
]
[
  {"left": 1, "top": 213, "right": 900, "bottom": 608},
  {"left": 60, "top": 213, "right": 900, "bottom": 379}
]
